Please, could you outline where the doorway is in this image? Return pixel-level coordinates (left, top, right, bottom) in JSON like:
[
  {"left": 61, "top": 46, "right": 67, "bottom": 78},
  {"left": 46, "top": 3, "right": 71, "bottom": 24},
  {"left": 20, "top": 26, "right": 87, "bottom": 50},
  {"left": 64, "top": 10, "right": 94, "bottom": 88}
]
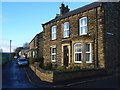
[{"left": 63, "top": 46, "right": 69, "bottom": 67}]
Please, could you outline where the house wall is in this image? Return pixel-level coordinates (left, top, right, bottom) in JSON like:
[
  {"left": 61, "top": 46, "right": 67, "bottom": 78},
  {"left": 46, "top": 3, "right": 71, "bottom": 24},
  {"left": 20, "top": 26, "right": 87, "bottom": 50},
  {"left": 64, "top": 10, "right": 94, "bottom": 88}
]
[
  {"left": 43, "top": 5, "right": 105, "bottom": 69},
  {"left": 38, "top": 32, "right": 43, "bottom": 58},
  {"left": 29, "top": 34, "right": 39, "bottom": 58},
  {"left": 29, "top": 38, "right": 35, "bottom": 50},
  {"left": 103, "top": 2, "right": 120, "bottom": 72}
]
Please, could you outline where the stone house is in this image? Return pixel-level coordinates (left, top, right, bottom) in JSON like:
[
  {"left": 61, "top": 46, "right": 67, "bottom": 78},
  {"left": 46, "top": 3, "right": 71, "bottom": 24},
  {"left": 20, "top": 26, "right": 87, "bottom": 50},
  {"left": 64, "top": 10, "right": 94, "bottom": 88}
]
[
  {"left": 28, "top": 32, "right": 43, "bottom": 59},
  {"left": 42, "top": 2, "right": 119, "bottom": 72}
]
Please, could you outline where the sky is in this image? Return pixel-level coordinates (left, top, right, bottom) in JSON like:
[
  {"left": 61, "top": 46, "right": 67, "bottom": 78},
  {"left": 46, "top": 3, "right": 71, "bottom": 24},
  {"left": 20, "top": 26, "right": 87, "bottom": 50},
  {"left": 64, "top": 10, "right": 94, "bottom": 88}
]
[{"left": 1, "top": 1, "right": 94, "bottom": 53}]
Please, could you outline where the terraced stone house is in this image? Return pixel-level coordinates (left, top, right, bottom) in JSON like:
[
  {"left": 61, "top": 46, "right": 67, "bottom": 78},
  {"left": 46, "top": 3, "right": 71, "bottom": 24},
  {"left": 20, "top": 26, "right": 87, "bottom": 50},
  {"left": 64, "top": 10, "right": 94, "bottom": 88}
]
[
  {"left": 28, "top": 32, "right": 43, "bottom": 59},
  {"left": 42, "top": 2, "right": 120, "bottom": 72}
]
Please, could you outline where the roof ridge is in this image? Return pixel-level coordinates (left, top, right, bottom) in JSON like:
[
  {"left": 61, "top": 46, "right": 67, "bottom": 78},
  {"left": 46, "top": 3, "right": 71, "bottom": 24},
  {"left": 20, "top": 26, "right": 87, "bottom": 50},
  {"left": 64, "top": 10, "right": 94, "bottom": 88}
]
[{"left": 42, "top": 2, "right": 101, "bottom": 26}]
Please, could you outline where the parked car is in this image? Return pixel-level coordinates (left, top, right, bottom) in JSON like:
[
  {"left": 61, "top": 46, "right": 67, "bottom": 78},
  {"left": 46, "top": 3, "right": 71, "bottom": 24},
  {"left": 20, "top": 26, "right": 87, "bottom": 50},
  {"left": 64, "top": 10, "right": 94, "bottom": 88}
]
[{"left": 17, "top": 58, "right": 28, "bottom": 66}]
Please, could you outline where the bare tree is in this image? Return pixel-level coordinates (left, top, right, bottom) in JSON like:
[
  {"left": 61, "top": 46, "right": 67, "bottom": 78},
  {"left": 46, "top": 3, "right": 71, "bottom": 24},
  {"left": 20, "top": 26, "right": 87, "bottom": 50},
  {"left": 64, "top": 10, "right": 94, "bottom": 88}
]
[{"left": 23, "top": 42, "right": 29, "bottom": 49}]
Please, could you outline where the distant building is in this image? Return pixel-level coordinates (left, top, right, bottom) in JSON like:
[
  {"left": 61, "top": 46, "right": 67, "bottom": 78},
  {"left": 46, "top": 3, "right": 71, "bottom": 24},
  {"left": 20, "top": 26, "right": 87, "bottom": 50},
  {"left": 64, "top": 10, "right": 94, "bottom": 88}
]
[{"left": 28, "top": 32, "right": 43, "bottom": 59}]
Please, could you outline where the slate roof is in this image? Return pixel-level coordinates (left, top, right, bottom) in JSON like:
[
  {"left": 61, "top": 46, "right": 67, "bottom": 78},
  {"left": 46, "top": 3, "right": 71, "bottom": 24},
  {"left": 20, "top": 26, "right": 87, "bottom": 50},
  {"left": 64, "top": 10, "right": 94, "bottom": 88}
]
[{"left": 42, "top": 2, "right": 101, "bottom": 26}]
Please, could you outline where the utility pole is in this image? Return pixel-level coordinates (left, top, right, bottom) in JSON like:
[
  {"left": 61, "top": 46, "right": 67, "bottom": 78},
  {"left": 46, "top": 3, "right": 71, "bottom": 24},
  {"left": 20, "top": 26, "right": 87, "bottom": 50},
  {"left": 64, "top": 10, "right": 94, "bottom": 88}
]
[{"left": 9, "top": 40, "right": 12, "bottom": 61}]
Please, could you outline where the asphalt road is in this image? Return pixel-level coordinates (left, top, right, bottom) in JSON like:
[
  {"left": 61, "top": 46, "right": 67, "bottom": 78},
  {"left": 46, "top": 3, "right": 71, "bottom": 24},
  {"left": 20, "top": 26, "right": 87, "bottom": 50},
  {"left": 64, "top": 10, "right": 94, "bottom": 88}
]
[
  {"left": 2, "top": 60, "right": 120, "bottom": 89},
  {"left": 2, "top": 60, "right": 37, "bottom": 89}
]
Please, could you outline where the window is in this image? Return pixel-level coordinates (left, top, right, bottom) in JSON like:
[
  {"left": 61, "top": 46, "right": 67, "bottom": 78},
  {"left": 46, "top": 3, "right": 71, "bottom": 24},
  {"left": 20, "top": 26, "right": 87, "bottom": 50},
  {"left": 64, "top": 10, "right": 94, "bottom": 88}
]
[
  {"left": 51, "top": 26, "right": 56, "bottom": 40},
  {"left": 85, "top": 43, "right": 92, "bottom": 63},
  {"left": 63, "top": 22, "right": 69, "bottom": 38},
  {"left": 79, "top": 17, "right": 87, "bottom": 35},
  {"left": 51, "top": 47, "right": 56, "bottom": 62},
  {"left": 33, "top": 51, "right": 35, "bottom": 58},
  {"left": 74, "top": 43, "right": 82, "bottom": 63}
]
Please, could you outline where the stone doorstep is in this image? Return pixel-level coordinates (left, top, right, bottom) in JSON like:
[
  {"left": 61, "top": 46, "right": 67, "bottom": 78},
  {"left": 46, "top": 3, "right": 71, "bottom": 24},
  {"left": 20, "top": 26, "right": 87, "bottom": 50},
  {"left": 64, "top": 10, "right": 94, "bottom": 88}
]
[{"left": 29, "top": 65, "right": 107, "bottom": 83}]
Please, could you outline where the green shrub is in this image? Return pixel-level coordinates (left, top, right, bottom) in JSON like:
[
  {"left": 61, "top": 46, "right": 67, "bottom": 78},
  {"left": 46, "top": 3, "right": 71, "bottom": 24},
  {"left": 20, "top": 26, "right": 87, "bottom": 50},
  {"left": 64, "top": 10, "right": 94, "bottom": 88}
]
[
  {"left": 52, "top": 63, "right": 57, "bottom": 70},
  {"left": 44, "top": 62, "right": 52, "bottom": 70},
  {"left": 38, "top": 57, "right": 44, "bottom": 68},
  {"left": 68, "top": 65, "right": 81, "bottom": 71},
  {"left": 72, "top": 66, "right": 81, "bottom": 71},
  {"left": 57, "top": 65, "right": 66, "bottom": 71},
  {"left": 28, "top": 58, "right": 35, "bottom": 65},
  {"left": 39, "top": 61, "right": 43, "bottom": 68},
  {"left": 38, "top": 57, "right": 44, "bottom": 63}
]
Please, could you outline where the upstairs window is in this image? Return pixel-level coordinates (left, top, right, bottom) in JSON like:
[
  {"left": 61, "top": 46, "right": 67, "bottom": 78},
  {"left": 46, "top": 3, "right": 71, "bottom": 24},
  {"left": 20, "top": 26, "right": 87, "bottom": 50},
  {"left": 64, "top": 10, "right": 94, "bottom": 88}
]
[
  {"left": 51, "top": 47, "right": 56, "bottom": 62},
  {"left": 51, "top": 26, "right": 56, "bottom": 40},
  {"left": 63, "top": 22, "right": 69, "bottom": 38},
  {"left": 85, "top": 43, "right": 92, "bottom": 63},
  {"left": 79, "top": 17, "right": 87, "bottom": 35}
]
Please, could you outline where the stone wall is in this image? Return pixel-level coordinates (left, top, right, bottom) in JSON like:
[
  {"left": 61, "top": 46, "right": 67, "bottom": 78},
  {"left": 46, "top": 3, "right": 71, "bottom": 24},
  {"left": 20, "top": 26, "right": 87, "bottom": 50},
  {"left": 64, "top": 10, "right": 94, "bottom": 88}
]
[
  {"left": 53, "top": 68, "right": 106, "bottom": 82},
  {"left": 103, "top": 2, "right": 120, "bottom": 73},
  {"left": 38, "top": 32, "right": 43, "bottom": 58},
  {"left": 30, "top": 65, "right": 53, "bottom": 82},
  {"left": 30, "top": 64, "right": 106, "bottom": 82}
]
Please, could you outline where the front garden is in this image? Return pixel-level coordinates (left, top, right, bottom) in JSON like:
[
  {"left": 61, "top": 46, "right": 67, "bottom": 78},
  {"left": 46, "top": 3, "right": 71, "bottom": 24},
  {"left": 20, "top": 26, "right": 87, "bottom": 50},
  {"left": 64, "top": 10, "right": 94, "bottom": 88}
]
[{"left": 28, "top": 57, "right": 107, "bottom": 82}]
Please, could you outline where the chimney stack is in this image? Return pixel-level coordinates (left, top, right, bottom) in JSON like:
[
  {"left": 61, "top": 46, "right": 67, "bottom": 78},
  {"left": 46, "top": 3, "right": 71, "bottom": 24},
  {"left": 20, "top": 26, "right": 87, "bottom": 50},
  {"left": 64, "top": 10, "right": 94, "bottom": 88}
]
[{"left": 60, "top": 3, "right": 70, "bottom": 16}]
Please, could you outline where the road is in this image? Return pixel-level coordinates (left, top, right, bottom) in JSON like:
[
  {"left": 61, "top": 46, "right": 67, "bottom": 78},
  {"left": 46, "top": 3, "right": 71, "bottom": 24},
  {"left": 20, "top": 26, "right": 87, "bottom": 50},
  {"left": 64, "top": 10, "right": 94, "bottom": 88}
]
[
  {"left": 2, "top": 60, "right": 120, "bottom": 89},
  {"left": 2, "top": 60, "right": 38, "bottom": 89}
]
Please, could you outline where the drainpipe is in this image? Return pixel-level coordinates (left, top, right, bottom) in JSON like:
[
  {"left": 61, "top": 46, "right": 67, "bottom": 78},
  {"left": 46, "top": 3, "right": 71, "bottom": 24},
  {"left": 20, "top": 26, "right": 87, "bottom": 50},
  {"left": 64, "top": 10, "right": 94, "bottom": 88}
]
[{"left": 95, "top": 7, "right": 99, "bottom": 68}]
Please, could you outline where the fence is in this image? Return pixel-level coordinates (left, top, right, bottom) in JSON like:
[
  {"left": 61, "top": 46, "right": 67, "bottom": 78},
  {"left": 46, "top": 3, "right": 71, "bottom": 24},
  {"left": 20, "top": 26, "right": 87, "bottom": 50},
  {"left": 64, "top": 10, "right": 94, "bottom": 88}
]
[{"left": 1, "top": 53, "right": 10, "bottom": 64}]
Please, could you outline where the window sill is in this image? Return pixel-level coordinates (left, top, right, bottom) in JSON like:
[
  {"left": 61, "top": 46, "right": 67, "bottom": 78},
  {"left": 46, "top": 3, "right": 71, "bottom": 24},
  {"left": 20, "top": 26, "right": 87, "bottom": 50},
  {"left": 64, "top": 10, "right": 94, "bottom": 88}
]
[
  {"left": 51, "top": 60, "right": 56, "bottom": 63},
  {"left": 51, "top": 39, "right": 57, "bottom": 41},
  {"left": 74, "top": 61, "right": 82, "bottom": 64},
  {"left": 63, "top": 36, "right": 69, "bottom": 38},
  {"left": 62, "top": 37, "right": 70, "bottom": 39},
  {"left": 86, "top": 61, "right": 92, "bottom": 63},
  {"left": 80, "top": 33, "right": 87, "bottom": 36}
]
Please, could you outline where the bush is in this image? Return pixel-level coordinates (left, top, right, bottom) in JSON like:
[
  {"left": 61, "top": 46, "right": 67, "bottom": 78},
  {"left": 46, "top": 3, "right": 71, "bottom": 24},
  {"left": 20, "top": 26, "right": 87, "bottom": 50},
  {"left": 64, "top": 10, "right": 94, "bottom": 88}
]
[
  {"left": 39, "top": 61, "right": 43, "bottom": 68},
  {"left": 38, "top": 57, "right": 44, "bottom": 68},
  {"left": 68, "top": 65, "right": 81, "bottom": 71},
  {"left": 44, "top": 62, "right": 52, "bottom": 70},
  {"left": 72, "top": 66, "right": 81, "bottom": 71},
  {"left": 57, "top": 65, "right": 66, "bottom": 71},
  {"left": 71, "top": 66, "right": 80, "bottom": 71},
  {"left": 28, "top": 58, "right": 35, "bottom": 65},
  {"left": 52, "top": 63, "right": 57, "bottom": 70}
]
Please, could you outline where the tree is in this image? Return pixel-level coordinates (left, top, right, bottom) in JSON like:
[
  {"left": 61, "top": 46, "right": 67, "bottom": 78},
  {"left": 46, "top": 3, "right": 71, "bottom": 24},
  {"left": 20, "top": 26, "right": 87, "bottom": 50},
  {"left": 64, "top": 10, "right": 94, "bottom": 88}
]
[
  {"left": 14, "top": 47, "right": 23, "bottom": 57},
  {"left": 14, "top": 42, "right": 29, "bottom": 58},
  {"left": 23, "top": 42, "right": 29, "bottom": 49}
]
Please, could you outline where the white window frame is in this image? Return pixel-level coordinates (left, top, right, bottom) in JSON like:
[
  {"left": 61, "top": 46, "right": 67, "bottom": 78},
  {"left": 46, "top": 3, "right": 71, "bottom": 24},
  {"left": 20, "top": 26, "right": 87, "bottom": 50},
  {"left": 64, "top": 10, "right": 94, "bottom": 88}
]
[
  {"left": 63, "top": 22, "right": 69, "bottom": 38},
  {"left": 85, "top": 43, "right": 92, "bottom": 63},
  {"left": 33, "top": 51, "right": 35, "bottom": 58},
  {"left": 74, "top": 43, "right": 82, "bottom": 63},
  {"left": 51, "top": 46, "right": 56, "bottom": 62},
  {"left": 79, "top": 17, "right": 88, "bottom": 35},
  {"left": 51, "top": 26, "right": 56, "bottom": 40}
]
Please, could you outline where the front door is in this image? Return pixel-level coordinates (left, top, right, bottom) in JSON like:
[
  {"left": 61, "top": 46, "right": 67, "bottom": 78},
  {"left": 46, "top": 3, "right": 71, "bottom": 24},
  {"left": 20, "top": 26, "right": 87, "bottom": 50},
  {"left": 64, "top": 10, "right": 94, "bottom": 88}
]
[{"left": 63, "top": 46, "right": 69, "bottom": 67}]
